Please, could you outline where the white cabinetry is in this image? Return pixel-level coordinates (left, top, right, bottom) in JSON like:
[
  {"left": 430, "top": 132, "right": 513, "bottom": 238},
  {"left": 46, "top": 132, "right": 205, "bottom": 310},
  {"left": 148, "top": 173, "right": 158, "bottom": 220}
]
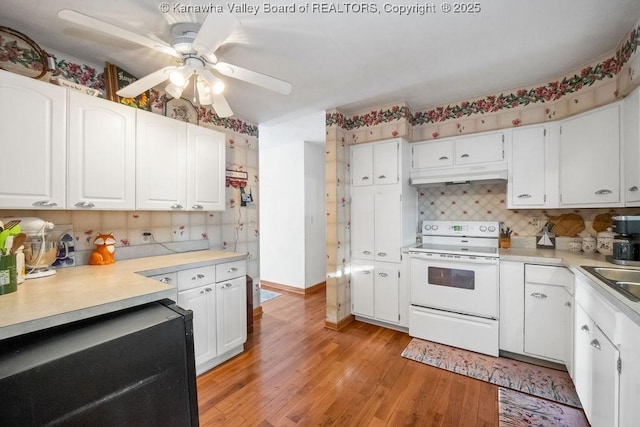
[
  {"left": 67, "top": 91, "right": 136, "bottom": 210},
  {"left": 508, "top": 125, "right": 559, "bottom": 208},
  {"left": 176, "top": 261, "right": 246, "bottom": 375},
  {"left": 350, "top": 138, "right": 416, "bottom": 329},
  {"left": 619, "top": 314, "right": 640, "bottom": 427},
  {"left": 411, "top": 131, "right": 504, "bottom": 170},
  {"left": 0, "top": 70, "right": 66, "bottom": 209},
  {"left": 623, "top": 87, "right": 640, "bottom": 205},
  {"left": 559, "top": 103, "right": 621, "bottom": 206},
  {"left": 137, "top": 110, "right": 225, "bottom": 211},
  {"left": 351, "top": 139, "right": 399, "bottom": 186}
]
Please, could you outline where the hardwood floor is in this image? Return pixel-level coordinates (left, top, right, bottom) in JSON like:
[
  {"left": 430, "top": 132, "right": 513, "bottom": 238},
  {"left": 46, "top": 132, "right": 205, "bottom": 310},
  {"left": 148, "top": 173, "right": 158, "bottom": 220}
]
[{"left": 196, "top": 289, "right": 498, "bottom": 426}]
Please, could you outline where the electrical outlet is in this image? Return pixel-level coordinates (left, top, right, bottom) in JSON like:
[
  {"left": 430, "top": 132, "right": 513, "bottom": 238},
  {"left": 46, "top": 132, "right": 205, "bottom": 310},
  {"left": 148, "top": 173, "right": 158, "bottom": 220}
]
[
  {"left": 142, "top": 231, "right": 151, "bottom": 243},
  {"left": 532, "top": 217, "right": 540, "bottom": 228}
]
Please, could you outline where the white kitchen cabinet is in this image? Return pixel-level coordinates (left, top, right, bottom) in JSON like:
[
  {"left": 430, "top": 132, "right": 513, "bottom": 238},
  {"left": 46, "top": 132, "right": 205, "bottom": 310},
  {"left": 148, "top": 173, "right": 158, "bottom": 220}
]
[
  {"left": 148, "top": 271, "right": 178, "bottom": 302},
  {"left": 67, "top": 91, "right": 136, "bottom": 210},
  {"left": 186, "top": 123, "right": 225, "bottom": 211},
  {"left": 623, "top": 87, "right": 640, "bottom": 205},
  {"left": 216, "top": 276, "right": 247, "bottom": 355},
  {"left": 411, "top": 131, "right": 504, "bottom": 171},
  {"left": 523, "top": 264, "right": 574, "bottom": 363},
  {"left": 178, "top": 284, "right": 217, "bottom": 369},
  {"left": 351, "top": 139, "right": 399, "bottom": 186},
  {"left": 351, "top": 262, "right": 400, "bottom": 325},
  {"left": 563, "top": 287, "right": 574, "bottom": 378},
  {"left": 508, "top": 125, "right": 547, "bottom": 207},
  {"left": 136, "top": 109, "right": 187, "bottom": 210},
  {"left": 350, "top": 186, "right": 375, "bottom": 261},
  {"left": 559, "top": 103, "right": 621, "bottom": 206},
  {"left": 619, "top": 314, "right": 640, "bottom": 427},
  {"left": 0, "top": 70, "right": 66, "bottom": 209}
]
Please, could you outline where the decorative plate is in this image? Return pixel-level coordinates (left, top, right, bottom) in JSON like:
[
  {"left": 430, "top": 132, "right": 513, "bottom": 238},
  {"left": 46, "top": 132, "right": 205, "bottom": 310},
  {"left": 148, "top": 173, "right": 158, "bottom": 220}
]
[
  {"left": 0, "top": 26, "right": 48, "bottom": 79},
  {"left": 164, "top": 97, "right": 199, "bottom": 124}
]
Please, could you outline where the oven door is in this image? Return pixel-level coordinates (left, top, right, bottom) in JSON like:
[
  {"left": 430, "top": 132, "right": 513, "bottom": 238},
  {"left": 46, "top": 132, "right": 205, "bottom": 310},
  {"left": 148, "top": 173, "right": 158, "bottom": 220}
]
[{"left": 409, "top": 252, "right": 499, "bottom": 318}]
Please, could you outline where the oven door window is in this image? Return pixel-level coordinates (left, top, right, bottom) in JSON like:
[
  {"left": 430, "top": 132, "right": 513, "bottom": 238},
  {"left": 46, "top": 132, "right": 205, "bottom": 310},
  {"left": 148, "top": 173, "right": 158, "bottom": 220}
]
[{"left": 428, "top": 266, "right": 474, "bottom": 290}]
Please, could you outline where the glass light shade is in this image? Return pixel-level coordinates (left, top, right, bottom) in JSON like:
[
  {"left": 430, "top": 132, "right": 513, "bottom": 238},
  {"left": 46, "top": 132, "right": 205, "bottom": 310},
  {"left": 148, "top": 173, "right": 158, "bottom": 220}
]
[
  {"left": 165, "top": 82, "right": 184, "bottom": 99},
  {"left": 200, "top": 69, "right": 225, "bottom": 94},
  {"left": 197, "top": 78, "right": 213, "bottom": 105},
  {"left": 169, "top": 68, "right": 189, "bottom": 87}
]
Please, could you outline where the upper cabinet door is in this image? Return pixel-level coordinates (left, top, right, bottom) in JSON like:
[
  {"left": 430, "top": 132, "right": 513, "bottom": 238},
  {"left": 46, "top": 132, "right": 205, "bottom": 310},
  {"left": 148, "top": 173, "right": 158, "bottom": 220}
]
[
  {"left": 559, "top": 103, "right": 621, "bottom": 206},
  {"left": 351, "top": 144, "right": 374, "bottom": 186},
  {"left": 0, "top": 71, "right": 66, "bottom": 209},
  {"left": 136, "top": 110, "right": 187, "bottom": 210},
  {"left": 509, "top": 126, "right": 546, "bottom": 207},
  {"left": 373, "top": 140, "right": 399, "bottom": 185},
  {"left": 67, "top": 92, "right": 136, "bottom": 210},
  {"left": 411, "top": 140, "right": 454, "bottom": 170},
  {"left": 455, "top": 132, "right": 504, "bottom": 165},
  {"left": 624, "top": 88, "right": 640, "bottom": 205},
  {"left": 186, "top": 124, "right": 225, "bottom": 211}
]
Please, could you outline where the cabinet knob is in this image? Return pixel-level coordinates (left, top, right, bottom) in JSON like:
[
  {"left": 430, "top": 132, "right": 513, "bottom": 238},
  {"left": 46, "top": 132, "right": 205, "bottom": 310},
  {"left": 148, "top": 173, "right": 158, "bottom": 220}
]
[
  {"left": 192, "top": 204, "right": 204, "bottom": 210},
  {"left": 438, "top": 156, "right": 449, "bottom": 160},
  {"left": 378, "top": 272, "right": 389, "bottom": 278},
  {"left": 32, "top": 200, "right": 57, "bottom": 207},
  {"left": 580, "top": 324, "right": 590, "bottom": 334},
  {"left": 590, "top": 339, "right": 601, "bottom": 350},
  {"left": 460, "top": 154, "right": 470, "bottom": 158},
  {"left": 517, "top": 194, "right": 532, "bottom": 199},
  {"left": 629, "top": 186, "right": 639, "bottom": 192},
  {"left": 530, "top": 292, "right": 547, "bottom": 299},
  {"left": 595, "top": 189, "right": 612, "bottom": 195},
  {"left": 170, "top": 204, "right": 184, "bottom": 209},
  {"left": 377, "top": 252, "right": 387, "bottom": 257},
  {"left": 74, "top": 201, "right": 95, "bottom": 208}
]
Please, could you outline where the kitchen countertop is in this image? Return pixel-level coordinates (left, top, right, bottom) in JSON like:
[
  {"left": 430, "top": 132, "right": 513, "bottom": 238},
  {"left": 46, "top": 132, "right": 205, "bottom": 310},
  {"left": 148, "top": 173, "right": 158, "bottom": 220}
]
[
  {"left": 500, "top": 247, "right": 640, "bottom": 326},
  {"left": 0, "top": 250, "right": 246, "bottom": 340}
]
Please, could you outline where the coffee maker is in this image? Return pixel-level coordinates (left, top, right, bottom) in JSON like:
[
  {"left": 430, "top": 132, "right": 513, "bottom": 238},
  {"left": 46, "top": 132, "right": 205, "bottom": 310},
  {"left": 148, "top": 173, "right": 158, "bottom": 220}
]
[{"left": 609, "top": 216, "right": 640, "bottom": 265}]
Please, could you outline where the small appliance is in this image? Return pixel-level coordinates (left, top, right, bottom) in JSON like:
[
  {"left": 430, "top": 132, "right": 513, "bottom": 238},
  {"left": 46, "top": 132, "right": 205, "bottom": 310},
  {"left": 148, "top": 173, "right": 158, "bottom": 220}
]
[
  {"left": 2, "top": 217, "right": 58, "bottom": 279},
  {"left": 609, "top": 216, "right": 640, "bottom": 266}
]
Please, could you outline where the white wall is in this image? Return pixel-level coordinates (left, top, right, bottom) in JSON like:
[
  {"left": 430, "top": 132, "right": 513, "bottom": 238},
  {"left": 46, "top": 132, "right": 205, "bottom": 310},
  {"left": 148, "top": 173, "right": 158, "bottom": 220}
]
[{"left": 259, "top": 111, "right": 326, "bottom": 289}]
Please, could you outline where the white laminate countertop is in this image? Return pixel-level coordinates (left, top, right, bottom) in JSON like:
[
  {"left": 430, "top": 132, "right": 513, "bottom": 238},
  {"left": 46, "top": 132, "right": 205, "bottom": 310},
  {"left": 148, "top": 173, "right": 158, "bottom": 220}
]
[
  {"left": 0, "top": 250, "right": 246, "bottom": 340},
  {"left": 500, "top": 248, "right": 640, "bottom": 326}
]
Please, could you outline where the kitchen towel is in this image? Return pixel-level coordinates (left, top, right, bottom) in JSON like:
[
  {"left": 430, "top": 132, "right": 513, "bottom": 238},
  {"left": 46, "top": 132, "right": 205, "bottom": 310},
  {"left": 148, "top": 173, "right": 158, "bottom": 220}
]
[
  {"left": 498, "top": 388, "right": 588, "bottom": 427},
  {"left": 401, "top": 338, "right": 581, "bottom": 408}
]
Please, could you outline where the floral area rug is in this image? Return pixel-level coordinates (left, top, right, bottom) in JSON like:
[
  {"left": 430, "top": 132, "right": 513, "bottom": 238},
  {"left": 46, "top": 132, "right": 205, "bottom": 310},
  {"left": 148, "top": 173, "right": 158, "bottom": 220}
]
[
  {"left": 498, "top": 388, "right": 588, "bottom": 427},
  {"left": 401, "top": 338, "right": 581, "bottom": 408},
  {"left": 259, "top": 289, "right": 281, "bottom": 304}
]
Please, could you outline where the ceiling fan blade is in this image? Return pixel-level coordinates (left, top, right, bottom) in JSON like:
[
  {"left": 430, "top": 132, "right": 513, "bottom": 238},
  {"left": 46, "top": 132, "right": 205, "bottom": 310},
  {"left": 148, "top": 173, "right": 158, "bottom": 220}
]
[
  {"left": 192, "top": 13, "right": 239, "bottom": 56},
  {"left": 58, "top": 9, "right": 180, "bottom": 58},
  {"left": 214, "top": 62, "right": 292, "bottom": 95},
  {"left": 116, "top": 66, "right": 176, "bottom": 98},
  {"left": 213, "top": 94, "right": 233, "bottom": 118}
]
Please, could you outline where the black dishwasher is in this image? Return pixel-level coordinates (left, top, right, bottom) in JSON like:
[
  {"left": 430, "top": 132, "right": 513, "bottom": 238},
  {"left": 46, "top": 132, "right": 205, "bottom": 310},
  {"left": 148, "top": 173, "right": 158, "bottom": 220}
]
[{"left": 0, "top": 299, "right": 199, "bottom": 426}]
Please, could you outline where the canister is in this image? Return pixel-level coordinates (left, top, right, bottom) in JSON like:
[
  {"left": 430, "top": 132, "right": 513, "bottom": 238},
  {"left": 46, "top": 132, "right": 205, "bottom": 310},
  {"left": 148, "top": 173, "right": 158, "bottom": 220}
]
[{"left": 0, "top": 254, "right": 18, "bottom": 295}]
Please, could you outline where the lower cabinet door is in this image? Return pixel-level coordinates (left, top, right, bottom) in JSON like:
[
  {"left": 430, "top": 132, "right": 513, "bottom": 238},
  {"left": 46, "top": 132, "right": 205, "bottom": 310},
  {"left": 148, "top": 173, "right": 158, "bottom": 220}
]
[
  {"left": 178, "top": 285, "right": 217, "bottom": 366},
  {"left": 524, "top": 282, "right": 565, "bottom": 361},
  {"left": 574, "top": 304, "right": 594, "bottom": 419},
  {"left": 351, "top": 265, "right": 375, "bottom": 317},
  {"left": 590, "top": 325, "right": 619, "bottom": 427},
  {"left": 216, "top": 276, "right": 247, "bottom": 355},
  {"left": 374, "top": 266, "right": 399, "bottom": 324}
]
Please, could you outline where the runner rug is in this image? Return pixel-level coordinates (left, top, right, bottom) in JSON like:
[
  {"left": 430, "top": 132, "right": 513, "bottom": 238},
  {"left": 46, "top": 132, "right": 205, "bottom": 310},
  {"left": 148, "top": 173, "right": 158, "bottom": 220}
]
[
  {"left": 498, "top": 388, "right": 588, "bottom": 427},
  {"left": 400, "top": 338, "right": 581, "bottom": 408}
]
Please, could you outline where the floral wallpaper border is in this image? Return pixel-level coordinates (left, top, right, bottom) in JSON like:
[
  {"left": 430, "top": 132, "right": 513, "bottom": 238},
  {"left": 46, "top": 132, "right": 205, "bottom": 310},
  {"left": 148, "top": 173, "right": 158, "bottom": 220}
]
[{"left": 328, "top": 23, "right": 640, "bottom": 130}]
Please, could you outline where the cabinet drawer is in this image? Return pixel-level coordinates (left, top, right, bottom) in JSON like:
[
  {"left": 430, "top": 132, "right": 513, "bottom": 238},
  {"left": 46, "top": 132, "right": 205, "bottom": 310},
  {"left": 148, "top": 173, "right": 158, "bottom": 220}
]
[
  {"left": 455, "top": 132, "right": 504, "bottom": 164},
  {"left": 216, "top": 260, "right": 246, "bottom": 282},
  {"left": 177, "top": 265, "right": 216, "bottom": 291},
  {"left": 525, "top": 264, "right": 574, "bottom": 293}
]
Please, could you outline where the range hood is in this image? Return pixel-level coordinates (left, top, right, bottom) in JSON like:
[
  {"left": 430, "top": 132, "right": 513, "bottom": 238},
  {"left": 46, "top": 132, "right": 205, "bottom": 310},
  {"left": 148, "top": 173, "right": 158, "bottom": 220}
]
[{"left": 410, "top": 163, "right": 508, "bottom": 187}]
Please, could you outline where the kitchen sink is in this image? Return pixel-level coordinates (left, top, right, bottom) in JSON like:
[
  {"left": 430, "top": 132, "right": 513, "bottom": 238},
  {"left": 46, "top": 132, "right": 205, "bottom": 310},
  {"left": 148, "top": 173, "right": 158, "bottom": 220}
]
[{"left": 582, "top": 266, "right": 640, "bottom": 302}]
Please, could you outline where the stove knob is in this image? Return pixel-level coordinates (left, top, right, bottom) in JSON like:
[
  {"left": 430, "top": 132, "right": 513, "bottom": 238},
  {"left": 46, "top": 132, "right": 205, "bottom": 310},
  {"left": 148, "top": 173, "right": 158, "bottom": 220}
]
[
  {"left": 479, "top": 226, "right": 487, "bottom": 232},
  {"left": 432, "top": 225, "right": 439, "bottom": 231},
  {"left": 424, "top": 224, "right": 432, "bottom": 231},
  {"left": 488, "top": 226, "right": 496, "bottom": 232}
]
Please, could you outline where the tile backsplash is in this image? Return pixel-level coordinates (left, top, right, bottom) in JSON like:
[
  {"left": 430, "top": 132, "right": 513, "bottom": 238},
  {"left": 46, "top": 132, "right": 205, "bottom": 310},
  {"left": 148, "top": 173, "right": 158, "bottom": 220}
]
[{"left": 417, "top": 183, "right": 640, "bottom": 237}]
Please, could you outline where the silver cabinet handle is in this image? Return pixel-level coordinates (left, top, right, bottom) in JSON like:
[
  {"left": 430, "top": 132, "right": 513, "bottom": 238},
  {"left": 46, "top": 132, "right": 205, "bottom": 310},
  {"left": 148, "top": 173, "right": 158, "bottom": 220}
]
[
  {"left": 378, "top": 272, "right": 388, "bottom": 278},
  {"left": 460, "top": 154, "right": 470, "bottom": 158},
  {"left": 363, "top": 250, "right": 372, "bottom": 255},
  {"left": 32, "top": 200, "right": 57, "bottom": 207},
  {"left": 629, "top": 186, "right": 639, "bottom": 192},
  {"left": 377, "top": 252, "right": 387, "bottom": 257},
  {"left": 191, "top": 273, "right": 206, "bottom": 280},
  {"left": 564, "top": 301, "right": 572, "bottom": 307},
  {"left": 228, "top": 267, "right": 238, "bottom": 273},
  {"left": 220, "top": 283, "right": 232, "bottom": 289},
  {"left": 170, "top": 204, "right": 184, "bottom": 209},
  {"left": 200, "top": 287, "right": 213, "bottom": 294},
  {"left": 159, "top": 277, "right": 172, "bottom": 284},
  {"left": 531, "top": 292, "right": 547, "bottom": 299},
  {"left": 74, "top": 201, "right": 95, "bottom": 208},
  {"left": 595, "top": 189, "right": 612, "bottom": 195},
  {"left": 590, "top": 339, "right": 601, "bottom": 350},
  {"left": 517, "top": 194, "right": 532, "bottom": 199},
  {"left": 378, "top": 175, "right": 386, "bottom": 179},
  {"left": 438, "top": 156, "right": 449, "bottom": 160},
  {"left": 361, "top": 176, "right": 370, "bottom": 181},
  {"left": 362, "top": 270, "right": 371, "bottom": 275},
  {"left": 581, "top": 324, "right": 590, "bottom": 333},
  {"left": 192, "top": 204, "right": 204, "bottom": 210},
  {"left": 206, "top": 287, "right": 213, "bottom": 293}
]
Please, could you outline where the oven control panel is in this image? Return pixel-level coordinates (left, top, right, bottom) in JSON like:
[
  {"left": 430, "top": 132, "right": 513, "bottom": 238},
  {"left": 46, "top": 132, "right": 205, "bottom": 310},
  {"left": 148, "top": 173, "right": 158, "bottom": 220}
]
[{"left": 421, "top": 220, "right": 500, "bottom": 238}]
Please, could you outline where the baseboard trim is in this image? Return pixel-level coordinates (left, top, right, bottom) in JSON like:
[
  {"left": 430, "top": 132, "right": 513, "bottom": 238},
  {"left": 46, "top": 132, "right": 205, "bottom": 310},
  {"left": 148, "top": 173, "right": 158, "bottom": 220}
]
[
  {"left": 325, "top": 315, "right": 354, "bottom": 331},
  {"left": 253, "top": 306, "right": 263, "bottom": 320},
  {"left": 261, "top": 280, "right": 326, "bottom": 295}
]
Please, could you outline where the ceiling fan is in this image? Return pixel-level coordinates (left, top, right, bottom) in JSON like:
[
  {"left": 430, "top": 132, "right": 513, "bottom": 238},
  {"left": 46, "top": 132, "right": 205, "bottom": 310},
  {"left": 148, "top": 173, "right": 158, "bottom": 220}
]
[{"left": 57, "top": 9, "right": 292, "bottom": 118}]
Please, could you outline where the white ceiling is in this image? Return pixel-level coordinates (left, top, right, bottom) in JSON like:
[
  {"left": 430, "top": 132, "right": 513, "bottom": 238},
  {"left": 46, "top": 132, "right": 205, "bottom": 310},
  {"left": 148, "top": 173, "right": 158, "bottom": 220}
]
[{"left": 2, "top": 1, "right": 639, "bottom": 125}]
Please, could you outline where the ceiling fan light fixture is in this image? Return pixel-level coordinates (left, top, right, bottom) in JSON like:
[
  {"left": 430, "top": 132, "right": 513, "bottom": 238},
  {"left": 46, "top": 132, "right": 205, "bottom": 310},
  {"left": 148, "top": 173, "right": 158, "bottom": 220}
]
[
  {"left": 200, "top": 69, "right": 225, "bottom": 94},
  {"left": 165, "top": 82, "right": 184, "bottom": 99},
  {"left": 169, "top": 68, "right": 189, "bottom": 87}
]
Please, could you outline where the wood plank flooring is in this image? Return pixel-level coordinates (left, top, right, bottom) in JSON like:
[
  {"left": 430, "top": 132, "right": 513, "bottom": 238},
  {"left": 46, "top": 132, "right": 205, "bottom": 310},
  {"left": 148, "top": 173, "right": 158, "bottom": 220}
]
[{"left": 196, "top": 289, "right": 498, "bottom": 426}]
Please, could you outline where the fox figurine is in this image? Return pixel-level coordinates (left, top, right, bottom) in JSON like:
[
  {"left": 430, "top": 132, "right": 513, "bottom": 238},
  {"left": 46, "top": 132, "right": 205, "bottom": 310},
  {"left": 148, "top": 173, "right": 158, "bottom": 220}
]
[{"left": 89, "top": 233, "right": 116, "bottom": 265}]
